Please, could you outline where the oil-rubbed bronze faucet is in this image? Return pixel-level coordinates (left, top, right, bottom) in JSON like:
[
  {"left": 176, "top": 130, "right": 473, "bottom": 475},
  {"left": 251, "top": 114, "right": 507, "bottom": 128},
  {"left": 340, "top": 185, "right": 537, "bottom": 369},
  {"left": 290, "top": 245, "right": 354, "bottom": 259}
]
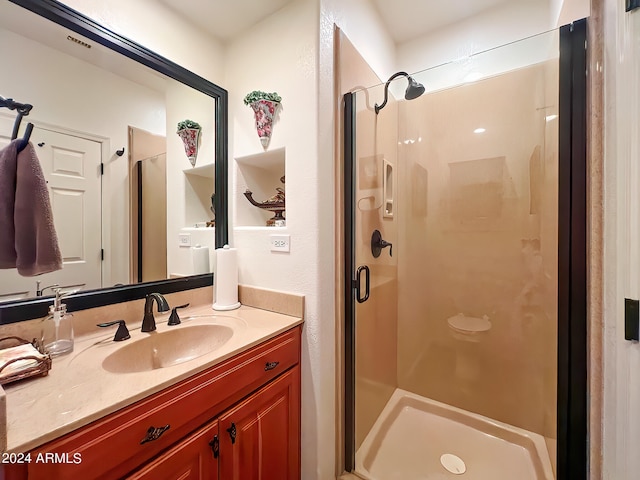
[{"left": 141, "top": 293, "right": 169, "bottom": 332}]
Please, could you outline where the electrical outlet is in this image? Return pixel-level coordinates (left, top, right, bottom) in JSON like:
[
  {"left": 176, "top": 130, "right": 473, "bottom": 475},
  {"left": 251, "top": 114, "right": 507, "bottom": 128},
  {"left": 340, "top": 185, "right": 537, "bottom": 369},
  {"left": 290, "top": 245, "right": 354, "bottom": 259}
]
[
  {"left": 178, "top": 233, "right": 191, "bottom": 247},
  {"left": 270, "top": 234, "right": 290, "bottom": 252}
]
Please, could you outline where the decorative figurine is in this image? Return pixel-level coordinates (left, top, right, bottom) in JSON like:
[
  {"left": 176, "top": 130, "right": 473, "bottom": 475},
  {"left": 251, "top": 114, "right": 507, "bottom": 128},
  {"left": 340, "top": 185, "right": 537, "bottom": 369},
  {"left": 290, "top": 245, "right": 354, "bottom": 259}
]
[
  {"left": 244, "top": 176, "right": 285, "bottom": 226},
  {"left": 207, "top": 193, "right": 215, "bottom": 227}
]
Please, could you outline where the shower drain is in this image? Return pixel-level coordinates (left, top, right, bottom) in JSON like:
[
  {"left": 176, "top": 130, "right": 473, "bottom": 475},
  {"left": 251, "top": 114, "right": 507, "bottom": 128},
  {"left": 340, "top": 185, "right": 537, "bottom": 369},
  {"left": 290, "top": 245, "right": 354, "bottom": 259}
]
[{"left": 440, "top": 453, "right": 466, "bottom": 475}]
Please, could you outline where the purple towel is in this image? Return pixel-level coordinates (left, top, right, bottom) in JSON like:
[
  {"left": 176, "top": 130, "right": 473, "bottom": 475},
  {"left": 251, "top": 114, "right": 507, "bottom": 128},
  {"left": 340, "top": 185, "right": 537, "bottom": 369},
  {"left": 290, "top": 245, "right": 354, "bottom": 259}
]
[{"left": 0, "top": 139, "right": 62, "bottom": 276}]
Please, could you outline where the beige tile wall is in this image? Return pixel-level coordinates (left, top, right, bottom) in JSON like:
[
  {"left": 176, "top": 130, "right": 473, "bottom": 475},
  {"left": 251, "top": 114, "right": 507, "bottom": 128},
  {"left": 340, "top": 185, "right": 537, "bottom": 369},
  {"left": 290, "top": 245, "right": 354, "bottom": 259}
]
[
  {"left": 339, "top": 33, "right": 401, "bottom": 449},
  {"left": 396, "top": 61, "right": 559, "bottom": 438},
  {"left": 352, "top": 80, "right": 400, "bottom": 450}
]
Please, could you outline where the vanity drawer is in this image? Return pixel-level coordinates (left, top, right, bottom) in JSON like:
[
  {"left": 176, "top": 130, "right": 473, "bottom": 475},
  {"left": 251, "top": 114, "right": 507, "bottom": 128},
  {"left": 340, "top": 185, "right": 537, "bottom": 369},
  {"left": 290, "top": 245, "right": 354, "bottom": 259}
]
[{"left": 26, "top": 326, "right": 301, "bottom": 480}]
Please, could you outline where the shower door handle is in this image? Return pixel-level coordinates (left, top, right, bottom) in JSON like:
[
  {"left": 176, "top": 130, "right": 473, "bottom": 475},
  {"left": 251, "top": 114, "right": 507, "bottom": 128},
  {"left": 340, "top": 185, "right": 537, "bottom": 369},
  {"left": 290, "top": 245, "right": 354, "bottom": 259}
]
[{"left": 355, "top": 265, "right": 370, "bottom": 303}]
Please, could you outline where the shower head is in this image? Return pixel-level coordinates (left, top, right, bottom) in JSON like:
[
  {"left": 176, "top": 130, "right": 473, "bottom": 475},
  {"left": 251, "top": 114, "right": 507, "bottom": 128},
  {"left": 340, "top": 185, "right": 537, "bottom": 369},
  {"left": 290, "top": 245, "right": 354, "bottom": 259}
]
[
  {"left": 375, "top": 71, "right": 425, "bottom": 114},
  {"left": 405, "top": 76, "right": 426, "bottom": 100}
]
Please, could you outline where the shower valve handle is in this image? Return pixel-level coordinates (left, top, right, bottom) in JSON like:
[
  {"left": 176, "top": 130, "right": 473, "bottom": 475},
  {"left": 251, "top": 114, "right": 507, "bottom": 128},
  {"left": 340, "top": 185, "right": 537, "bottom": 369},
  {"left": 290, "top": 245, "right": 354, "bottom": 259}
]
[
  {"left": 380, "top": 240, "right": 392, "bottom": 257},
  {"left": 371, "top": 230, "right": 393, "bottom": 258}
]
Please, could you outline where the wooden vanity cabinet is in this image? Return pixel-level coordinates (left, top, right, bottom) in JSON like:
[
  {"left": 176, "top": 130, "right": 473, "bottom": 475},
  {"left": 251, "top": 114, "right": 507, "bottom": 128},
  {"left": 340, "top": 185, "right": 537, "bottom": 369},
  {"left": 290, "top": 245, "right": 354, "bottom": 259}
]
[
  {"left": 4, "top": 325, "right": 301, "bottom": 480},
  {"left": 128, "top": 419, "right": 220, "bottom": 480},
  {"left": 219, "top": 367, "right": 300, "bottom": 480},
  {"left": 129, "top": 366, "right": 301, "bottom": 480}
]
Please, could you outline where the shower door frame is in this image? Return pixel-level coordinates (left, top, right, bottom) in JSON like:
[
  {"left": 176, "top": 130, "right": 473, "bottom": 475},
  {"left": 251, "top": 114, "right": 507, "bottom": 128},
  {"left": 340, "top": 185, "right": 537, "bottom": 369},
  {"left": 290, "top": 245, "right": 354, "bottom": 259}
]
[{"left": 342, "top": 19, "right": 588, "bottom": 479}]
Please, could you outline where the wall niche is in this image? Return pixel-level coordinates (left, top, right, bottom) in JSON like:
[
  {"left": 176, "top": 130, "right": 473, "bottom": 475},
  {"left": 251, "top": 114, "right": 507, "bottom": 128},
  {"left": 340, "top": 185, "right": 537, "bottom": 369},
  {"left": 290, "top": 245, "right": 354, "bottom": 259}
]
[{"left": 235, "top": 147, "right": 286, "bottom": 228}]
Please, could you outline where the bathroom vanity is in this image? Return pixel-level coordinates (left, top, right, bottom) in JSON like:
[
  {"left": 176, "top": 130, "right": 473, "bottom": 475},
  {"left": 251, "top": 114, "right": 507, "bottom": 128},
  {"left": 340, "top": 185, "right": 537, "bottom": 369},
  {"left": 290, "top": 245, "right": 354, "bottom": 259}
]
[{"left": 2, "top": 303, "right": 302, "bottom": 479}]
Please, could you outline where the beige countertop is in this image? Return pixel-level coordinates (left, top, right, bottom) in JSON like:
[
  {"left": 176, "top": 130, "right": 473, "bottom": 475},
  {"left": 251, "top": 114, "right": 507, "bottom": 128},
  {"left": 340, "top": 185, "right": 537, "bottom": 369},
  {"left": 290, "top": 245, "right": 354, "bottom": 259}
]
[{"left": 1, "top": 303, "right": 302, "bottom": 453}]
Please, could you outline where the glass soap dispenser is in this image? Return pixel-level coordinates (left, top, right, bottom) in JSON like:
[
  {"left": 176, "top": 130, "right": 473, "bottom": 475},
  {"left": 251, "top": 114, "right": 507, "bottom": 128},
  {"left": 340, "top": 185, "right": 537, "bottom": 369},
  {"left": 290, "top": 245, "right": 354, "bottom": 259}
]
[{"left": 42, "top": 288, "right": 74, "bottom": 356}]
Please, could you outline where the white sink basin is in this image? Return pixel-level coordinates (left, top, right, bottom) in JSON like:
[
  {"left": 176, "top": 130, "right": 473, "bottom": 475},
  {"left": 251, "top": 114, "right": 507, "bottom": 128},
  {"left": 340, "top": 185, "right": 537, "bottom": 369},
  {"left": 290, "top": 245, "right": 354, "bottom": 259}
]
[{"left": 102, "top": 324, "right": 233, "bottom": 374}]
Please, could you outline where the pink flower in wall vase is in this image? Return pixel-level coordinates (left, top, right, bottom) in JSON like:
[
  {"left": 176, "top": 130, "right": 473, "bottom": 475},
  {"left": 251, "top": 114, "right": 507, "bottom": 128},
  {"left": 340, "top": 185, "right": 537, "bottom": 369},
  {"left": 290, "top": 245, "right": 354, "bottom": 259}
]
[
  {"left": 244, "top": 91, "right": 282, "bottom": 148},
  {"left": 176, "top": 119, "right": 202, "bottom": 167}
]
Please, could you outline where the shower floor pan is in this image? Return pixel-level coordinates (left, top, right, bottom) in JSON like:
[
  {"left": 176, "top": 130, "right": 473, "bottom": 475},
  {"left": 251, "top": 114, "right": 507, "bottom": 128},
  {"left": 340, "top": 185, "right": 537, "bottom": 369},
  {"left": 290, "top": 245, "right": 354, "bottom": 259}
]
[{"left": 355, "top": 389, "right": 554, "bottom": 480}]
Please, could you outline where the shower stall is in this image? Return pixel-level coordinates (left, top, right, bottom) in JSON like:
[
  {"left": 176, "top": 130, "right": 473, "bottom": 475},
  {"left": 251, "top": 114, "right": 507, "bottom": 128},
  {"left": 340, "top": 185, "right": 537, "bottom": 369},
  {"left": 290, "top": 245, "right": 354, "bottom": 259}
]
[{"left": 342, "top": 21, "right": 587, "bottom": 480}]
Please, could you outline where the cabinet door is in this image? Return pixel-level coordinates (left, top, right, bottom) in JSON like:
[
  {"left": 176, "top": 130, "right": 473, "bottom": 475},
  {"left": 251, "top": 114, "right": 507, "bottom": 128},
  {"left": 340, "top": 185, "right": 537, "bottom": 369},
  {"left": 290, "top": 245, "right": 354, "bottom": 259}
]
[
  {"left": 219, "top": 366, "right": 300, "bottom": 480},
  {"left": 128, "top": 419, "right": 219, "bottom": 480}
]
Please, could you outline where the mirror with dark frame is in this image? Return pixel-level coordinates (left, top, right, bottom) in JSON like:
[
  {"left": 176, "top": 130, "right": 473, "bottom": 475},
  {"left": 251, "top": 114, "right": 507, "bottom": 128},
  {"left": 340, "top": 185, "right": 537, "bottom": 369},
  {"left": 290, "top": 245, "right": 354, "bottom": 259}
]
[{"left": 0, "top": 0, "right": 228, "bottom": 324}]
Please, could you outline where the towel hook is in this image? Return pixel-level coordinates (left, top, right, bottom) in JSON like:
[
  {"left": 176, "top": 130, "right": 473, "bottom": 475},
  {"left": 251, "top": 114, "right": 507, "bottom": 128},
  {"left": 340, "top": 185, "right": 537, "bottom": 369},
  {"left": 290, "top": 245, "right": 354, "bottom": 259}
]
[{"left": 116, "top": 147, "right": 125, "bottom": 157}]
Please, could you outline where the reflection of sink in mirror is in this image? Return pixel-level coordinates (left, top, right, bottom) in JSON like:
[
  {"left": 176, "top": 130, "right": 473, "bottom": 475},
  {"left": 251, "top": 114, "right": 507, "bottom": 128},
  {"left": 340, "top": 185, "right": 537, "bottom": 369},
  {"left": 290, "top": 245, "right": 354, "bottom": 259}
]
[{"left": 102, "top": 325, "right": 233, "bottom": 374}]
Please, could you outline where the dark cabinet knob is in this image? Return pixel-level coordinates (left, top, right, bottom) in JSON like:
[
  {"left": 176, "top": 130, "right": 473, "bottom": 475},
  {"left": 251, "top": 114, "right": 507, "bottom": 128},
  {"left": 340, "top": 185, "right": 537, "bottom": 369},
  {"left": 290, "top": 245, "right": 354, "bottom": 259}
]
[
  {"left": 209, "top": 435, "right": 219, "bottom": 458},
  {"left": 227, "top": 423, "right": 237, "bottom": 444}
]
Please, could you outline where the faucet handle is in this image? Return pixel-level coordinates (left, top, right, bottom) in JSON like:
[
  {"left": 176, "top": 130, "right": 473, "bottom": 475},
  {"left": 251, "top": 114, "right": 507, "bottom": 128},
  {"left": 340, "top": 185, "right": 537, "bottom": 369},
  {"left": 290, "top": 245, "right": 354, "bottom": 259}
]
[
  {"left": 168, "top": 304, "right": 190, "bottom": 326},
  {"left": 97, "top": 320, "right": 131, "bottom": 342},
  {"left": 37, "top": 283, "right": 59, "bottom": 297}
]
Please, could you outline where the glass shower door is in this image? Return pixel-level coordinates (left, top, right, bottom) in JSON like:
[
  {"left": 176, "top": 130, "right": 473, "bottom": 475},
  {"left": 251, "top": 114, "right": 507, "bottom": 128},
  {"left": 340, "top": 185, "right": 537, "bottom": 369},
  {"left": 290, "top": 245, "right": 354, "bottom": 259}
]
[{"left": 345, "top": 29, "right": 561, "bottom": 479}]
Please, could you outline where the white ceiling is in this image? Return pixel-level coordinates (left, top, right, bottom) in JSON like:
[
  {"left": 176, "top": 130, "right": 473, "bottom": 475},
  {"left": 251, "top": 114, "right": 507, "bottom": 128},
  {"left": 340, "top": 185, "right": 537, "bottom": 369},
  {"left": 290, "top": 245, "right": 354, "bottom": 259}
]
[
  {"left": 156, "top": 0, "right": 294, "bottom": 43},
  {"left": 155, "top": 0, "right": 535, "bottom": 45},
  {"left": 372, "top": 0, "right": 530, "bottom": 43},
  {"left": 0, "top": 2, "right": 169, "bottom": 93}
]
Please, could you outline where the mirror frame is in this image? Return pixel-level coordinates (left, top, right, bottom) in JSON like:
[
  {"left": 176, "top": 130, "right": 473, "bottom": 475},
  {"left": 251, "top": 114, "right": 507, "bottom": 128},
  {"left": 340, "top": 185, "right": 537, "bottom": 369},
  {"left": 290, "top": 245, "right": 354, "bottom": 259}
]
[{"left": 0, "top": 0, "right": 228, "bottom": 324}]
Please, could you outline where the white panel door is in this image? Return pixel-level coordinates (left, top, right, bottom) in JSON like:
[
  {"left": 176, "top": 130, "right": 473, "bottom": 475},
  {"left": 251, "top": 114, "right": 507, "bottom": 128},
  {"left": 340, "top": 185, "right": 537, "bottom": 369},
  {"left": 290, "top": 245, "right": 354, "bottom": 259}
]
[{"left": 0, "top": 118, "right": 102, "bottom": 301}]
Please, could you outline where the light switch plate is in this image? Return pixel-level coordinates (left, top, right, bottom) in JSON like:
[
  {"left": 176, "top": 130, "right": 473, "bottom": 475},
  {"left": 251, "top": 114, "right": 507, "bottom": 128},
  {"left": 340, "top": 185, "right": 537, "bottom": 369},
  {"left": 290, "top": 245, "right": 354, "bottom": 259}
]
[
  {"left": 178, "top": 233, "right": 191, "bottom": 247},
  {"left": 270, "top": 234, "right": 290, "bottom": 252}
]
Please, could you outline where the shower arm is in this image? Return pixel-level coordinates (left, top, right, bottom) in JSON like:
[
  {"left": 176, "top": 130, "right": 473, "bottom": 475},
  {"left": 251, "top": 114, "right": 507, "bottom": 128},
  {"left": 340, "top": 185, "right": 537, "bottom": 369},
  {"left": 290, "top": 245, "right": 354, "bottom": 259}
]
[{"left": 374, "top": 71, "right": 409, "bottom": 114}]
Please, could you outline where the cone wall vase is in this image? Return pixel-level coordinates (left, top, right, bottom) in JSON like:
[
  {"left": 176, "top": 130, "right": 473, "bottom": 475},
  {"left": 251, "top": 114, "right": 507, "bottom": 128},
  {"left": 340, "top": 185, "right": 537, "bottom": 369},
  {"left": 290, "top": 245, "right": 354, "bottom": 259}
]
[
  {"left": 249, "top": 99, "right": 279, "bottom": 148},
  {"left": 177, "top": 127, "right": 201, "bottom": 167}
]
